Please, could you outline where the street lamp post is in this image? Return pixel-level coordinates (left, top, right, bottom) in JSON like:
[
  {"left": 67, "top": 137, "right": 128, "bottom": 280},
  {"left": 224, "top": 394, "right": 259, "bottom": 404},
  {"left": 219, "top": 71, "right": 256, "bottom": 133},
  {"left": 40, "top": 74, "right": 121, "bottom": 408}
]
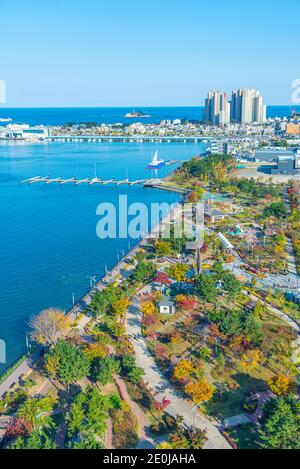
[
  {"left": 191, "top": 403, "right": 201, "bottom": 430},
  {"left": 153, "top": 335, "right": 158, "bottom": 355}
]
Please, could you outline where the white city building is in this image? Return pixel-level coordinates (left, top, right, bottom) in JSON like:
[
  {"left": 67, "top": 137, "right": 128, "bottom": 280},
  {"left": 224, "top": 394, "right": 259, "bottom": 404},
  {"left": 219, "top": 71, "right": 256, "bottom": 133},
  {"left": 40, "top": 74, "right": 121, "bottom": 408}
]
[
  {"left": 205, "top": 90, "right": 230, "bottom": 126},
  {"left": 231, "top": 88, "right": 266, "bottom": 124}
]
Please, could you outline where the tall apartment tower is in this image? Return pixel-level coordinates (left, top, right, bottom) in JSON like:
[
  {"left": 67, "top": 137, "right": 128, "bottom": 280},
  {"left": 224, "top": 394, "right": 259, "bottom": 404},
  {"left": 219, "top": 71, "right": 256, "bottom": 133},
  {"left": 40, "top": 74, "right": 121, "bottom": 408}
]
[
  {"left": 204, "top": 90, "right": 230, "bottom": 126},
  {"left": 230, "top": 88, "right": 266, "bottom": 124}
]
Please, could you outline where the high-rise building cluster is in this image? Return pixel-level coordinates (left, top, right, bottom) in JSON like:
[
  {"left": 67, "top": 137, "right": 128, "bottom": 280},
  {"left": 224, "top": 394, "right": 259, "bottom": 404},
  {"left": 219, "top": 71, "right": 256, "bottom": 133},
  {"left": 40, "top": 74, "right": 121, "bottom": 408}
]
[
  {"left": 204, "top": 88, "right": 266, "bottom": 126},
  {"left": 204, "top": 91, "right": 230, "bottom": 126}
]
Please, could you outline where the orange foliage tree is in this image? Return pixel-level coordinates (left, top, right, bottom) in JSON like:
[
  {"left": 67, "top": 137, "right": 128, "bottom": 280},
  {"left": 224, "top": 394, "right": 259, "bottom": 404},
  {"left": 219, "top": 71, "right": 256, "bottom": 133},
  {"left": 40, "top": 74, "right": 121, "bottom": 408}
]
[
  {"left": 268, "top": 375, "right": 291, "bottom": 396},
  {"left": 185, "top": 380, "right": 215, "bottom": 404},
  {"left": 173, "top": 360, "right": 194, "bottom": 381}
]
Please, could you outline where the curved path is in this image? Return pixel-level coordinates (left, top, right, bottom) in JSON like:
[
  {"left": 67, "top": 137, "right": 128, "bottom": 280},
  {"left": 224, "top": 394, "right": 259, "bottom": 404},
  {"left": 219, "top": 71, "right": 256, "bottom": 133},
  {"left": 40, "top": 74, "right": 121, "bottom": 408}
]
[
  {"left": 126, "top": 292, "right": 231, "bottom": 450},
  {"left": 114, "top": 374, "right": 157, "bottom": 449}
]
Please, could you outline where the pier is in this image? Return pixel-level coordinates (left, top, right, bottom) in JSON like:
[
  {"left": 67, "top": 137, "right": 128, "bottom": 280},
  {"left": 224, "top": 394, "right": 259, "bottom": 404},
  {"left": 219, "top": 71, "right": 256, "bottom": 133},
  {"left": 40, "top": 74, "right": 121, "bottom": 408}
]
[{"left": 19, "top": 176, "right": 161, "bottom": 187}]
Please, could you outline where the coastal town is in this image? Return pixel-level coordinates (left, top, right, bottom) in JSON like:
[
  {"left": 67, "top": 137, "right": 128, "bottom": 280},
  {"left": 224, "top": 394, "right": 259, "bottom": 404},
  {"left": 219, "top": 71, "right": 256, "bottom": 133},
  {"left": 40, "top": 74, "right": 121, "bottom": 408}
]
[{"left": 1, "top": 85, "right": 300, "bottom": 450}]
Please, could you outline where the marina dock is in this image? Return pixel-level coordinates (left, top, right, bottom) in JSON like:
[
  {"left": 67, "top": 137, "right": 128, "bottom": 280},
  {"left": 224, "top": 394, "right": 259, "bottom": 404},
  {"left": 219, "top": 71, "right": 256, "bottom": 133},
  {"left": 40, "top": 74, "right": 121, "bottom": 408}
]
[{"left": 19, "top": 176, "right": 160, "bottom": 187}]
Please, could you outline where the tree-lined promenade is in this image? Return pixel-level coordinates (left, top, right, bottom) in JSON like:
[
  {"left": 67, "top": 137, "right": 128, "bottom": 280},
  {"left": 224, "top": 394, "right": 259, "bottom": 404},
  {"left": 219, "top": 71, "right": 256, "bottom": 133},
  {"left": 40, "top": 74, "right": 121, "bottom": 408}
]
[{"left": 1, "top": 153, "right": 300, "bottom": 449}]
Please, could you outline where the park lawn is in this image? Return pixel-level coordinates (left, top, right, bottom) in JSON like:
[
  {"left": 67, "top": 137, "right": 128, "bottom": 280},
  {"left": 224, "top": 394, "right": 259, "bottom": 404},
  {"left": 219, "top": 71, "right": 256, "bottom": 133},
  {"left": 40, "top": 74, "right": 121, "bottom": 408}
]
[
  {"left": 269, "top": 297, "right": 300, "bottom": 326},
  {"left": 101, "top": 381, "right": 119, "bottom": 396},
  {"left": 226, "top": 423, "right": 261, "bottom": 449},
  {"left": 165, "top": 339, "right": 191, "bottom": 361},
  {"left": 26, "top": 371, "right": 45, "bottom": 395},
  {"left": 206, "top": 372, "right": 268, "bottom": 420}
]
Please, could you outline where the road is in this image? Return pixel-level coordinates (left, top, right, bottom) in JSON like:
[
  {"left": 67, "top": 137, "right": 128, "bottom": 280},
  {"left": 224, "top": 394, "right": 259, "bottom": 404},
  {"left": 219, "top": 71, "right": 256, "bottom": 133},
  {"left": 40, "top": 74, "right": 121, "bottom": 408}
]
[
  {"left": 126, "top": 290, "right": 231, "bottom": 450},
  {"left": 0, "top": 349, "right": 41, "bottom": 398}
]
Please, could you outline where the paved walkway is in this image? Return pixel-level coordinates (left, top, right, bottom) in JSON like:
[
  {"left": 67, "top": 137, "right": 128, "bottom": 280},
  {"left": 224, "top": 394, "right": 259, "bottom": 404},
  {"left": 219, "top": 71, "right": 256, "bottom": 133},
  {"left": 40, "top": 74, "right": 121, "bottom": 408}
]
[
  {"left": 104, "top": 418, "right": 114, "bottom": 449},
  {"left": 114, "top": 375, "right": 157, "bottom": 449},
  {"left": 0, "top": 349, "right": 41, "bottom": 398},
  {"left": 223, "top": 414, "right": 251, "bottom": 429},
  {"left": 126, "top": 293, "right": 231, "bottom": 450},
  {"left": 285, "top": 237, "right": 298, "bottom": 276}
]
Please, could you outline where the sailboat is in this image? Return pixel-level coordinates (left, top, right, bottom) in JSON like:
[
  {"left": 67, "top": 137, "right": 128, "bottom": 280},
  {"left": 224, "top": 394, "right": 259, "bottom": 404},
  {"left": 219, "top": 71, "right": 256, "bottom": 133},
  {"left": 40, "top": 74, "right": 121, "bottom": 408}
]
[{"left": 147, "top": 151, "right": 165, "bottom": 169}]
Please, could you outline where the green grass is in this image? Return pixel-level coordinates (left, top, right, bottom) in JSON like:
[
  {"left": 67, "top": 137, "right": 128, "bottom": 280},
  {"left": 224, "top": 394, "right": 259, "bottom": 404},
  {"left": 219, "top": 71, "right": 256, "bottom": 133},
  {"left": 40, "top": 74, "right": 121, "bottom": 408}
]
[
  {"left": 206, "top": 373, "right": 267, "bottom": 420},
  {"left": 226, "top": 423, "right": 261, "bottom": 449}
]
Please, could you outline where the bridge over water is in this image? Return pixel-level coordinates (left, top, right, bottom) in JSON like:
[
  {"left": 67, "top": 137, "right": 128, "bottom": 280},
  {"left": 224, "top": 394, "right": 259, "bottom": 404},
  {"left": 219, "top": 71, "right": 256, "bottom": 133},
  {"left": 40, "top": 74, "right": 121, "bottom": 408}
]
[{"left": 49, "top": 135, "right": 215, "bottom": 144}]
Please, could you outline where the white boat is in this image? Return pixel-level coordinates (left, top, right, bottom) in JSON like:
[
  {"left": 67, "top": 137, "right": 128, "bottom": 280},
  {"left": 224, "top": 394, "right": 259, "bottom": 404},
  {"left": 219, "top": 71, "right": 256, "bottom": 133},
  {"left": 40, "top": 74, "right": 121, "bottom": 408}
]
[{"left": 147, "top": 151, "right": 165, "bottom": 169}]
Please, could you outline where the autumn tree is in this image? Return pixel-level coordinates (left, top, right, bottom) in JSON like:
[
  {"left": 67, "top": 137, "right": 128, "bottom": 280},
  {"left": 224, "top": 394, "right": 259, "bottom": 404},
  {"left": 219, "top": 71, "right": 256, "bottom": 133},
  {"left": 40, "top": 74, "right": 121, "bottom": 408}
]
[
  {"left": 4, "top": 418, "right": 32, "bottom": 439},
  {"left": 29, "top": 308, "right": 70, "bottom": 346},
  {"left": 175, "top": 295, "right": 198, "bottom": 312},
  {"left": 154, "top": 272, "right": 172, "bottom": 286},
  {"left": 187, "top": 191, "right": 198, "bottom": 203},
  {"left": 185, "top": 380, "right": 215, "bottom": 404},
  {"left": 173, "top": 360, "right": 194, "bottom": 381},
  {"left": 155, "top": 241, "right": 172, "bottom": 257},
  {"left": 141, "top": 301, "right": 157, "bottom": 317},
  {"left": 154, "top": 397, "right": 171, "bottom": 412},
  {"left": 44, "top": 354, "right": 60, "bottom": 380},
  {"left": 167, "top": 264, "right": 189, "bottom": 282},
  {"left": 239, "top": 350, "right": 264, "bottom": 373},
  {"left": 111, "top": 298, "right": 129, "bottom": 320},
  {"left": 156, "top": 442, "right": 173, "bottom": 449},
  {"left": 83, "top": 343, "right": 108, "bottom": 360},
  {"left": 142, "top": 314, "right": 158, "bottom": 327},
  {"left": 268, "top": 375, "right": 291, "bottom": 396}
]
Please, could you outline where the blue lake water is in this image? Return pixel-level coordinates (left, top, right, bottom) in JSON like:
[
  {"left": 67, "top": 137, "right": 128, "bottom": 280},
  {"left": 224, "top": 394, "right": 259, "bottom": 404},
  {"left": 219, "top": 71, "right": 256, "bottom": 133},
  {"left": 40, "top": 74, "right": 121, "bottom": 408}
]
[{"left": 0, "top": 140, "right": 205, "bottom": 372}]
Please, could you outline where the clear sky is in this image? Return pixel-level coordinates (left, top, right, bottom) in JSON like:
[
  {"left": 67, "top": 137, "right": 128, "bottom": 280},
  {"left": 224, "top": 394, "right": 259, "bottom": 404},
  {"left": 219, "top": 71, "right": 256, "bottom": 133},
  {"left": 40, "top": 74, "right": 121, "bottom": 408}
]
[{"left": 1, "top": 0, "right": 299, "bottom": 107}]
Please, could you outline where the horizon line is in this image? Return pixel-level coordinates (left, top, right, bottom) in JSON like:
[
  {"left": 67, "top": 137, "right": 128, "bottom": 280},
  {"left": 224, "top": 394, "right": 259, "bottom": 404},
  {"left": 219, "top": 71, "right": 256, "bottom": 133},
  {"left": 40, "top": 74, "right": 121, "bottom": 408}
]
[{"left": 0, "top": 104, "right": 298, "bottom": 110}]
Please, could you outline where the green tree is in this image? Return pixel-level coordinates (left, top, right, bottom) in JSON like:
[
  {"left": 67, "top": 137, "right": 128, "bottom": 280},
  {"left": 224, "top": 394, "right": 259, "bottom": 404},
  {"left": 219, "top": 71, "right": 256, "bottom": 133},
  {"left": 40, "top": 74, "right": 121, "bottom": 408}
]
[
  {"left": 91, "top": 356, "right": 120, "bottom": 385},
  {"left": 260, "top": 396, "right": 300, "bottom": 449},
  {"left": 121, "top": 354, "right": 144, "bottom": 384},
  {"left": 45, "top": 340, "right": 90, "bottom": 389},
  {"left": 133, "top": 261, "right": 156, "bottom": 283},
  {"left": 168, "top": 264, "right": 190, "bottom": 282},
  {"left": 216, "top": 310, "right": 243, "bottom": 337},
  {"left": 244, "top": 313, "right": 263, "bottom": 346},
  {"left": 195, "top": 274, "right": 217, "bottom": 304},
  {"left": 263, "top": 202, "right": 287, "bottom": 219},
  {"left": 128, "top": 366, "right": 145, "bottom": 384},
  {"left": 11, "top": 431, "right": 56, "bottom": 449},
  {"left": 155, "top": 241, "right": 172, "bottom": 257},
  {"left": 17, "top": 397, "right": 57, "bottom": 429},
  {"left": 253, "top": 300, "right": 263, "bottom": 319},
  {"left": 222, "top": 272, "right": 242, "bottom": 304},
  {"left": 68, "top": 387, "right": 112, "bottom": 442}
]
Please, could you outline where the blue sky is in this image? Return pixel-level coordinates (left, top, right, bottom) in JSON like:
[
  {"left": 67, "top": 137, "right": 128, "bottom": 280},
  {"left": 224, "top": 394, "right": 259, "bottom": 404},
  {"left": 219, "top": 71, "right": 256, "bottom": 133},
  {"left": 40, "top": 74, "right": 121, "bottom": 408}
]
[{"left": 0, "top": 0, "right": 299, "bottom": 107}]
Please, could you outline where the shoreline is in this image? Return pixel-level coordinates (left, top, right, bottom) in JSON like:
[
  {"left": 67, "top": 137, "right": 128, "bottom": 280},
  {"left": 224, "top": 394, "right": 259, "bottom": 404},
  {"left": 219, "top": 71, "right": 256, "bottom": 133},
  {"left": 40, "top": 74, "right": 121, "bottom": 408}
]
[{"left": 0, "top": 178, "right": 186, "bottom": 389}]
